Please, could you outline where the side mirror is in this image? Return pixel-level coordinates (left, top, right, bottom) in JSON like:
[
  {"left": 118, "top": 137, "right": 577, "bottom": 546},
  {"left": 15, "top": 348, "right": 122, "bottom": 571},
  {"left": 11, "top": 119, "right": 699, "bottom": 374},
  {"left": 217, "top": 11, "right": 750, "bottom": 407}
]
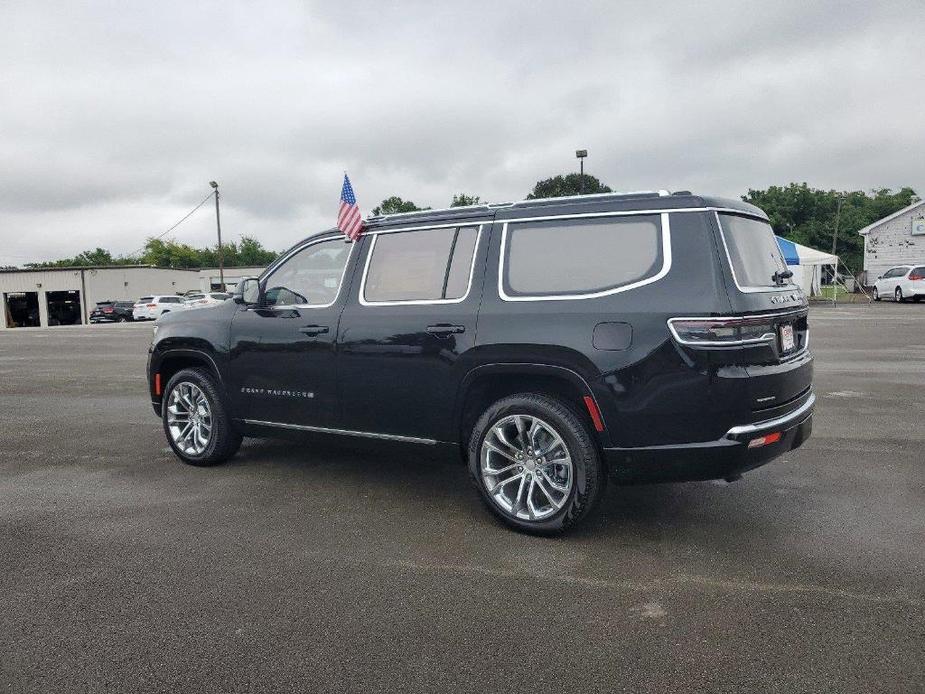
[
  {"left": 877, "top": 275, "right": 882, "bottom": 280},
  {"left": 233, "top": 277, "right": 262, "bottom": 306}
]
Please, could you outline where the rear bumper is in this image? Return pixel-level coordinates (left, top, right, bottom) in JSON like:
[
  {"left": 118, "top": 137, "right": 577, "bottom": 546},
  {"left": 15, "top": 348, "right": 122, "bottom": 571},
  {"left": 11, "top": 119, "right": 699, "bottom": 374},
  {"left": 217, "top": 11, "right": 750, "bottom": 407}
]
[{"left": 605, "top": 392, "right": 814, "bottom": 484}]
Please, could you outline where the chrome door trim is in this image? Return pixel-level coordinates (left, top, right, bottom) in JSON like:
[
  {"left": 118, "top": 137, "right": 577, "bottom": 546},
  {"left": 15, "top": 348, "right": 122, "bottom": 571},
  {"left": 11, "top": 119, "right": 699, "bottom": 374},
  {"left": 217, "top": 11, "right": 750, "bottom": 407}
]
[{"left": 242, "top": 419, "right": 438, "bottom": 445}]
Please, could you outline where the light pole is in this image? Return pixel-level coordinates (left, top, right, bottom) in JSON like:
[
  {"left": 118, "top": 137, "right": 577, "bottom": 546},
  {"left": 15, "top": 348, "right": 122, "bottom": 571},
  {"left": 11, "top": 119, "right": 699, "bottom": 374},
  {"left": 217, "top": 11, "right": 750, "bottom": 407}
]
[
  {"left": 576, "top": 149, "right": 588, "bottom": 194},
  {"left": 209, "top": 181, "right": 224, "bottom": 290},
  {"left": 831, "top": 195, "right": 844, "bottom": 258}
]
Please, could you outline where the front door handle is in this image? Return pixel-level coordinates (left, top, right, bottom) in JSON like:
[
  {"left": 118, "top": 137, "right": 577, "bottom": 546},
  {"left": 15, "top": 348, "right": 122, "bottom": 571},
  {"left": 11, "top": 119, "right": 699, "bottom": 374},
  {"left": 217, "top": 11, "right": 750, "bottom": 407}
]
[
  {"left": 426, "top": 324, "right": 466, "bottom": 336},
  {"left": 299, "top": 325, "right": 330, "bottom": 336}
]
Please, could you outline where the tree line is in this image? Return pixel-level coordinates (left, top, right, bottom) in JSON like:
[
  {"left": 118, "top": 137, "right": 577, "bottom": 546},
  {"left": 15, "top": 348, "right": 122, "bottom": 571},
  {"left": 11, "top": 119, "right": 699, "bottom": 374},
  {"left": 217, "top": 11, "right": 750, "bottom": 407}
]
[{"left": 25, "top": 176, "right": 917, "bottom": 272}]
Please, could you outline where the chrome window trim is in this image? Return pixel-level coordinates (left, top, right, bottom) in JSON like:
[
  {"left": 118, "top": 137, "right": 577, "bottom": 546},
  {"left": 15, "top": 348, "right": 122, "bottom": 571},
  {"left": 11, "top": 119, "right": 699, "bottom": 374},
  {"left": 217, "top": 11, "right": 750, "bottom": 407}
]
[
  {"left": 715, "top": 211, "right": 796, "bottom": 295},
  {"left": 358, "top": 224, "right": 484, "bottom": 307},
  {"left": 497, "top": 212, "right": 672, "bottom": 302},
  {"left": 242, "top": 419, "right": 437, "bottom": 445},
  {"left": 261, "top": 234, "right": 355, "bottom": 310}
]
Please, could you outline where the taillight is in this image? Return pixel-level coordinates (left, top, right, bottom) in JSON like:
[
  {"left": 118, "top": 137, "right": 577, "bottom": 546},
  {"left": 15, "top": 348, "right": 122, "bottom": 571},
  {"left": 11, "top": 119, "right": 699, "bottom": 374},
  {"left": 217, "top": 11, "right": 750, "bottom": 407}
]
[
  {"left": 668, "top": 316, "right": 776, "bottom": 347},
  {"left": 103, "top": 307, "right": 114, "bottom": 313},
  {"left": 909, "top": 273, "right": 924, "bottom": 281},
  {"left": 147, "top": 303, "right": 157, "bottom": 308}
]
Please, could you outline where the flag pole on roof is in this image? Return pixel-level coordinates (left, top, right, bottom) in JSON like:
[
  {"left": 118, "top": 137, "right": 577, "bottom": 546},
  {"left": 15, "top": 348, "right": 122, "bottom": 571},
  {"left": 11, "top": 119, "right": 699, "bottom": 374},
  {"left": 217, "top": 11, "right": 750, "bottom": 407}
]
[{"left": 337, "top": 173, "right": 365, "bottom": 242}]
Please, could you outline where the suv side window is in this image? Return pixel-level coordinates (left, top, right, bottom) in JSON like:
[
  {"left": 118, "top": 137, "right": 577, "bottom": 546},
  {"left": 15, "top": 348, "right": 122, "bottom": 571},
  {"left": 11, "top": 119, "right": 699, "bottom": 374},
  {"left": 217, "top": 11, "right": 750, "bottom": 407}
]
[
  {"left": 501, "top": 215, "right": 664, "bottom": 298},
  {"left": 263, "top": 237, "right": 351, "bottom": 308},
  {"left": 161, "top": 297, "right": 181, "bottom": 303},
  {"left": 362, "top": 226, "right": 479, "bottom": 304}
]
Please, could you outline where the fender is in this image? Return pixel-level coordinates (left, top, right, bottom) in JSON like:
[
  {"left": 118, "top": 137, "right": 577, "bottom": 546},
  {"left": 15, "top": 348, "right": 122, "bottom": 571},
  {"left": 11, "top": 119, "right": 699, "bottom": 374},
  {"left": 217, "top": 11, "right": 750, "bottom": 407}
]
[{"left": 453, "top": 362, "right": 612, "bottom": 447}]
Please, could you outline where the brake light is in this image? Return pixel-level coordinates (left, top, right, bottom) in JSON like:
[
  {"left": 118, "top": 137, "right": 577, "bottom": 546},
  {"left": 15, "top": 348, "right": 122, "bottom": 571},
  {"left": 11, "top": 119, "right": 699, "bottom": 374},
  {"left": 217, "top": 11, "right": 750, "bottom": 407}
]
[
  {"left": 147, "top": 303, "right": 157, "bottom": 308},
  {"left": 748, "top": 431, "right": 782, "bottom": 448},
  {"left": 909, "top": 273, "right": 924, "bottom": 281},
  {"left": 668, "top": 316, "right": 777, "bottom": 347},
  {"left": 103, "top": 307, "right": 114, "bottom": 313}
]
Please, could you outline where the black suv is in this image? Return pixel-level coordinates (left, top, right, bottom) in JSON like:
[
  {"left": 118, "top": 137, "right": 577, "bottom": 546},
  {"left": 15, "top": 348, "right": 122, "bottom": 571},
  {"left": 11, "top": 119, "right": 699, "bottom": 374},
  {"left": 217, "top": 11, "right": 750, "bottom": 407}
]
[
  {"left": 147, "top": 191, "right": 813, "bottom": 533},
  {"left": 90, "top": 300, "right": 135, "bottom": 323}
]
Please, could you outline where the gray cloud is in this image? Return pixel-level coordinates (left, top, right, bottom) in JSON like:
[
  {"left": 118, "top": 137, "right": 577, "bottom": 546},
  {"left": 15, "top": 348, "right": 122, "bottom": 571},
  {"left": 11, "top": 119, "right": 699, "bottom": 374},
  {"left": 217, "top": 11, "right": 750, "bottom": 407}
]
[{"left": 1, "top": 0, "right": 923, "bottom": 264}]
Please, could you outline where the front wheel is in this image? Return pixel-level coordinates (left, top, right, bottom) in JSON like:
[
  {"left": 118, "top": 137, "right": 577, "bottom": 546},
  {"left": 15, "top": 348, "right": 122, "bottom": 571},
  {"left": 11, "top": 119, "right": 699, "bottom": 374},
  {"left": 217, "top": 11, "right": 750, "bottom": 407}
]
[
  {"left": 162, "top": 367, "right": 242, "bottom": 466},
  {"left": 873, "top": 287, "right": 880, "bottom": 301},
  {"left": 468, "top": 393, "right": 606, "bottom": 534},
  {"left": 895, "top": 287, "right": 904, "bottom": 303}
]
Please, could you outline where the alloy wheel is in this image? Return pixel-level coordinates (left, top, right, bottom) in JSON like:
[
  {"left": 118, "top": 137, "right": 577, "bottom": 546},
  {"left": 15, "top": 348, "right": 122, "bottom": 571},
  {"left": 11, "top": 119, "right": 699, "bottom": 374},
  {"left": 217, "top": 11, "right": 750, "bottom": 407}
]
[
  {"left": 166, "top": 381, "right": 213, "bottom": 456},
  {"left": 480, "top": 414, "right": 573, "bottom": 521},
  {"left": 895, "top": 288, "right": 903, "bottom": 302}
]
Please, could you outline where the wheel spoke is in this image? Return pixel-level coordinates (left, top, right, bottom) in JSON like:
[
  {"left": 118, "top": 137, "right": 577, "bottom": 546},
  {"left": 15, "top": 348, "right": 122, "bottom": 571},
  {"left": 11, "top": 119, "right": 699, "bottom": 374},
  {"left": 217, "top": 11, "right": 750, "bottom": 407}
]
[
  {"left": 535, "top": 474, "right": 563, "bottom": 508},
  {"left": 540, "top": 467, "right": 570, "bottom": 493},
  {"left": 490, "top": 472, "right": 524, "bottom": 494},
  {"left": 515, "top": 416, "right": 530, "bottom": 451},
  {"left": 484, "top": 439, "right": 517, "bottom": 463},
  {"left": 493, "top": 425, "right": 521, "bottom": 455}
]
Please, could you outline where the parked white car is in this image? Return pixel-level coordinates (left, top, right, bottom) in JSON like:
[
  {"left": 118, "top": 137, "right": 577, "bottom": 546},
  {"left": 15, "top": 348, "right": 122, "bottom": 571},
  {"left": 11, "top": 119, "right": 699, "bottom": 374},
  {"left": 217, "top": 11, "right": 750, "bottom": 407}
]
[
  {"left": 873, "top": 265, "right": 925, "bottom": 302},
  {"left": 133, "top": 295, "right": 185, "bottom": 320},
  {"left": 180, "top": 292, "right": 230, "bottom": 310}
]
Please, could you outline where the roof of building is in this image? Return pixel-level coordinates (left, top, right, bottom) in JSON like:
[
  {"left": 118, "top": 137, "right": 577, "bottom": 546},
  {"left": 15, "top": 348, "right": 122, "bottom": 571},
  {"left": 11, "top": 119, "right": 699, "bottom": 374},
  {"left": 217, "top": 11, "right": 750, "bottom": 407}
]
[
  {"left": 857, "top": 198, "right": 925, "bottom": 235},
  {"left": 0, "top": 264, "right": 201, "bottom": 274}
]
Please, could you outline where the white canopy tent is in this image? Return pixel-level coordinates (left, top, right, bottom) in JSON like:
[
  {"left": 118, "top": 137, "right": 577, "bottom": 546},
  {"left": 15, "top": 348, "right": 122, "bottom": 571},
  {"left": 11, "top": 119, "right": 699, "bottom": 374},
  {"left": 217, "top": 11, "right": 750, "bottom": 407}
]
[{"left": 775, "top": 236, "right": 838, "bottom": 297}]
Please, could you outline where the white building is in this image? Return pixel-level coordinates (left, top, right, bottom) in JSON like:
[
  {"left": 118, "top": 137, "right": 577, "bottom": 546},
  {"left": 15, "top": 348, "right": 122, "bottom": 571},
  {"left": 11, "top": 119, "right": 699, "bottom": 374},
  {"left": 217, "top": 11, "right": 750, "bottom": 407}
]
[
  {"left": 0, "top": 265, "right": 200, "bottom": 329},
  {"left": 198, "top": 266, "right": 265, "bottom": 292},
  {"left": 859, "top": 199, "right": 925, "bottom": 281}
]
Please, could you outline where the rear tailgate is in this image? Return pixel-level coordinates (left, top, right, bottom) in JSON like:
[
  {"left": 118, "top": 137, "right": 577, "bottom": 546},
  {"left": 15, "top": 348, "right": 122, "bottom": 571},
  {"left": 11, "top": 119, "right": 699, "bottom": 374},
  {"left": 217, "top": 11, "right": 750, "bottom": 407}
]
[{"left": 713, "top": 211, "right": 814, "bottom": 412}]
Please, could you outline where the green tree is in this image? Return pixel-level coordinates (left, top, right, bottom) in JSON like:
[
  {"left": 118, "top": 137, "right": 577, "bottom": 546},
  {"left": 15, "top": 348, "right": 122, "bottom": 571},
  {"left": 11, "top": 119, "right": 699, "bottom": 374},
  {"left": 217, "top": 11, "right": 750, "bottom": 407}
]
[
  {"left": 527, "top": 173, "right": 612, "bottom": 199},
  {"left": 743, "top": 184, "right": 918, "bottom": 271},
  {"left": 451, "top": 193, "right": 481, "bottom": 207},
  {"left": 238, "top": 236, "right": 279, "bottom": 266},
  {"left": 371, "top": 196, "right": 428, "bottom": 216}
]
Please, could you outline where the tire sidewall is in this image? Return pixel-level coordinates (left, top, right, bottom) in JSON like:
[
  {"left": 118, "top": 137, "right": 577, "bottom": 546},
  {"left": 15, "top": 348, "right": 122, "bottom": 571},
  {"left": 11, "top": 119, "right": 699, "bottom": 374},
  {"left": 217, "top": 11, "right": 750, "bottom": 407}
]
[{"left": 468, "top": 394, "right": 602, "bottom": 534}]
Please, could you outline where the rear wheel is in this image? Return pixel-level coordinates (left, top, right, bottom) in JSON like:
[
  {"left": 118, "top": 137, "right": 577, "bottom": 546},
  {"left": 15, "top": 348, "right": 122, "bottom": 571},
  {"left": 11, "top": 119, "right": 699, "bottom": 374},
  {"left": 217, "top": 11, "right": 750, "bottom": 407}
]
[
  {"left": 895, "top": 287, "right": 904, "bottom": 303},
  {"left": 162, "top": 367, "right": 241, "bottom": 466},
  {"left": 468, "top": 393, "right": 606, "bottom": 534}
]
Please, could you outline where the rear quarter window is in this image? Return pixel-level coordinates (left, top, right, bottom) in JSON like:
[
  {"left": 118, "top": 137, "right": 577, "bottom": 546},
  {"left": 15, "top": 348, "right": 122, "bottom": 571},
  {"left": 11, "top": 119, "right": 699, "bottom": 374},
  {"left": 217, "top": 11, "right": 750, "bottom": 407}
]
[
  {"left": 500, "top": 214, "right": 666, "bottom": 299},
  {"left": 719, "top": 213, "right": 792, "bottom": 290}
]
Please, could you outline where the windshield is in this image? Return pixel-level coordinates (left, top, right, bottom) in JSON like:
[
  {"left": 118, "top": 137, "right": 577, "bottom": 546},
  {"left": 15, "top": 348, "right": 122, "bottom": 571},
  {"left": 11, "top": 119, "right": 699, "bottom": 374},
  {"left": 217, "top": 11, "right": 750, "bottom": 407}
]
[{"left": 719, "top": 213, "right": 793, "bottom": 289}]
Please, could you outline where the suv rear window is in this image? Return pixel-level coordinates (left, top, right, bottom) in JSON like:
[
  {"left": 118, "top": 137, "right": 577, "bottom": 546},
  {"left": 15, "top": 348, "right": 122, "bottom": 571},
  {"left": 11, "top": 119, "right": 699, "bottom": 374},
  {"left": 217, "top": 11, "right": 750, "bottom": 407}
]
[
  {"left": 161, "top": 297, "right": 181, "bottom": 303},
  {"left": 363, "top": 227, "right": 479, "bottom": 303},
  {"left": 719, "top": 213, "right": 792, "bottom": 290},
  {"left": 138, "top": 297, "right": 153, "bottom": 303},
  {"left": 501, "top": 215, "right": 664, "bottom": 298}
]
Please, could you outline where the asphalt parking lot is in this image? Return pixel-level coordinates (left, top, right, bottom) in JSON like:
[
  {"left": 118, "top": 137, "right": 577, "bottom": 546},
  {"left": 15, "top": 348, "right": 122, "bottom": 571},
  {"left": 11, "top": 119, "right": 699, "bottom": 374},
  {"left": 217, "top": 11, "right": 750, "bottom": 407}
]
[{"left": 1, "top": 304, "right": 923, "bottom": 693}]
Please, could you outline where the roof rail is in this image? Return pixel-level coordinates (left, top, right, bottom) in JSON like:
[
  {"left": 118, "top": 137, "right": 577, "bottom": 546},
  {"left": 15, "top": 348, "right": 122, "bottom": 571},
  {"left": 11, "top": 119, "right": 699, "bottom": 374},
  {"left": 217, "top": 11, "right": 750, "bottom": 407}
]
[{"left": 366, "top": 189, "right": 675, "bottom": 222}]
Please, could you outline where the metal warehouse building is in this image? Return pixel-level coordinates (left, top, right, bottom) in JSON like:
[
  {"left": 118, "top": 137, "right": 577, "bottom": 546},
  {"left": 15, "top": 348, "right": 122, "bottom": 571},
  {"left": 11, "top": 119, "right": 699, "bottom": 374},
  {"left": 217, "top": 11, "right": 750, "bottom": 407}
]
[{"left": 0, "top": 265, "right": 200, "bottom": 329}]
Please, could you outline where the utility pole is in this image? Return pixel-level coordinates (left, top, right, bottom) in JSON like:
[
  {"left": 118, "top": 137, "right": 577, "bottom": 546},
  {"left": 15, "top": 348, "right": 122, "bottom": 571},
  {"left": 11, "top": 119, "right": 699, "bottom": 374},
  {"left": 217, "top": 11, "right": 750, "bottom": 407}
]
[
  {"left": 576, "top": 149, "right": 588, "bottom": 195},
  {"left": 831, "top": 196, "right": 844, "bottom": 258},
  {"left": 209, "top": 181, "right": 224, "bottom": 290}
]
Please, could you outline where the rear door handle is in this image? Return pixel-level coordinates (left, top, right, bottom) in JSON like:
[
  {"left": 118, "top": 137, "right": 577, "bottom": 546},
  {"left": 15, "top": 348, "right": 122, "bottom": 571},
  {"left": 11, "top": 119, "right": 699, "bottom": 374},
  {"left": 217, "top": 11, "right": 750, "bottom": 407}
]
[
  {"left": 299, "top": 325, "right": 330, "bottom": 336},
  {"left": 426, "top": 324, "right": 466, "bottom": 336}
]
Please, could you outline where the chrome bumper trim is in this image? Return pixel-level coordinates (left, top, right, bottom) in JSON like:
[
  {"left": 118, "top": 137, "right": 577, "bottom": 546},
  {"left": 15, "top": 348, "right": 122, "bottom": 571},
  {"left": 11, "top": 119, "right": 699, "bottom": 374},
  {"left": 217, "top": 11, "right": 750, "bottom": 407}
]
[{"left": 725, "top": 392, "right": 815, "bottom": 438}]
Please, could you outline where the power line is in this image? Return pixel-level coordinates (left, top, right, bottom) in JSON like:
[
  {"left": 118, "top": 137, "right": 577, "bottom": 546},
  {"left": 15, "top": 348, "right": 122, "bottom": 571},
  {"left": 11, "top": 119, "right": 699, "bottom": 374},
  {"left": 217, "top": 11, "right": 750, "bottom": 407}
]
[{"left": 125, "top": 191, "right": 215, "bottom": 257}]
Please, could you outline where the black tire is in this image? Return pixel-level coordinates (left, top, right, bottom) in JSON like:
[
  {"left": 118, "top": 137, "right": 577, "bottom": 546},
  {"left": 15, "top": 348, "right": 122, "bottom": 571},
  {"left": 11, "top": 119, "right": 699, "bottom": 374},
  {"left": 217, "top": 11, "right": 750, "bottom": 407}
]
[
  {"left": 895, "top": 287, "right": 904, "bottom": 303},
  {"left": 117, "top": 316, "right": 127, "bottom": 323},
  {"left": 914, "top": 296, "right": 922, "bottom": 303},
  {"left": 873, "top": 287, "right": 880, "bottom": 301},
  {"left": 162, "top": 367, "right": 242, "bottom": 466},
  {"left": 468, "top": 393, "right": 606, "bottom": 535}
]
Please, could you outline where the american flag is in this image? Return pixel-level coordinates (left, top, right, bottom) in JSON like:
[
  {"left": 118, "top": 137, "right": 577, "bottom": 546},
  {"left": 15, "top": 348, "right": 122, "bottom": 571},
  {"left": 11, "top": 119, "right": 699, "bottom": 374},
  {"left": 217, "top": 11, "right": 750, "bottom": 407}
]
[{"left": 337, "top": 174, "right": 364, "bottom": 241}]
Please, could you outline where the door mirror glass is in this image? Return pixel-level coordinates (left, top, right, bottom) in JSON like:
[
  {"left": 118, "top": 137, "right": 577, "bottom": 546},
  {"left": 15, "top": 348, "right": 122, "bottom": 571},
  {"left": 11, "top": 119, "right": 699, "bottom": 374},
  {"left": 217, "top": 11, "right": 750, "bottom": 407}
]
[{"left": 234, "top": 277, "right": 262, "bottom": 305}]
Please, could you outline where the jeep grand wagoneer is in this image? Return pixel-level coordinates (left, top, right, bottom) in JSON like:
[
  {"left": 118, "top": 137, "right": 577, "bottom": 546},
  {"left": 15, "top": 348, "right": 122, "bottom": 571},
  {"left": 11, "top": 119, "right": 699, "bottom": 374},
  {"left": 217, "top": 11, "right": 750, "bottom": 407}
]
[{"left": 147, "top": 190, "right": 813, "bottom": 533}]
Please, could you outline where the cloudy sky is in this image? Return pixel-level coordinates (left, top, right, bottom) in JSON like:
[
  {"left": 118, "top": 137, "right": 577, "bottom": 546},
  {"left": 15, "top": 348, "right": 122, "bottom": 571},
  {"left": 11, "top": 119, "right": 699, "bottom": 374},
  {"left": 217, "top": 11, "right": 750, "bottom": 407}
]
[{"left": 1, "top": 0, "right": 923, "bottom": 265}]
